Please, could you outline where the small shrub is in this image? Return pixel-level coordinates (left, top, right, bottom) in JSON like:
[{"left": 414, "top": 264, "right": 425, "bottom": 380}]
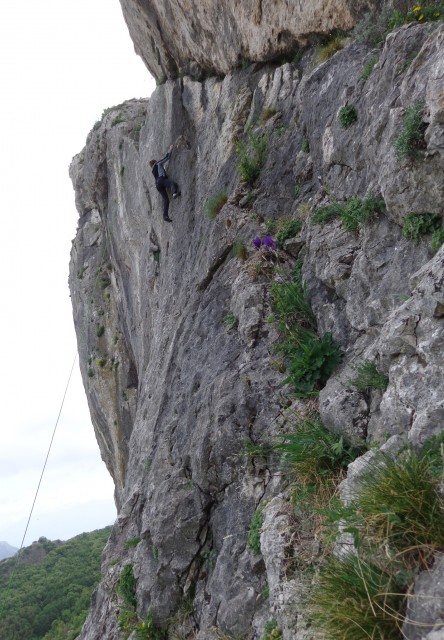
[
  {"left": 394, "top": 101, "right": 426, "bottom": 160},
  {"left": 360, "top": 55, "right": 378, "bottom": 80},
  {"left": 317, "top": 33, "right": 346, "bottom": 62},
  {"left": 205, "top": 192, "right": 228, "bottom": 219},
  {"left": 223, "top": 311, "right": 238, "bottom": 331},
  {"left": 96, "top": 358, "right": 107, "bottom": 368},
  {"left": 248, "top": 504, "right": 265, "bottom": 555},
  {"left": 349, "top": 360, "right": 388, "bottom": 392},
  {"left": 338, "top": 104, "right": 357, "bottom": 129},
  {"left": 236, "top": 127, "right": 268, "bottom": 184},
  {"left": 405, "top": 3, "right": 444, "bottom": 23},
  {"left": 401, "top": 212, "right": 441, "bottom": 242},
  {"left": 96, "top": 325, "right": 105, "bottom": 338}
]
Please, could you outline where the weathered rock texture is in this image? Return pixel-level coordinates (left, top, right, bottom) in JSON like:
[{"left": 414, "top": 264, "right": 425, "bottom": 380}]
[
  {"left": 69, "top": 9, "right": 444, "bottom": 640},
  {"left": 119, "top": 0, "right": 388, "bottom": 81}
]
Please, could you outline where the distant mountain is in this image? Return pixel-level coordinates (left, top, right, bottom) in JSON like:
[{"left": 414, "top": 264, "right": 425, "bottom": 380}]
[{"left": 0, "top": 541, "right": 17, "bottom": 560}]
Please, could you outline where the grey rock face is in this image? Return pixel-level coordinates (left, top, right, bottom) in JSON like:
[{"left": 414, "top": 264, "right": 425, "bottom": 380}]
[
  {"left": 118, "top": 0, "right": 382, "bottom": 81},
  {"left": 70, "top": 22, "right": 444, "bottom": 640}
]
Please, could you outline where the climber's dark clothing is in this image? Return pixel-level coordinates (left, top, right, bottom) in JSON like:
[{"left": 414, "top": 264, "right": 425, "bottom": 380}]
[{"left": 151, "top": 151, "right": 179, "bottom": 220}]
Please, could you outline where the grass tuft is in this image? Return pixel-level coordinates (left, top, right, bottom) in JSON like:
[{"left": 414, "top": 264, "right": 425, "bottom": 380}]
[
  {"left": 349, "top": 360, "right": 388, "bottom": 392},
  {"left": 205, "top": 192, "right": 228, "bottom": 219},
  {"left": 236, "top": 127, "right": 268, "bottom": 184},
  {"left": 312, "top": 194, "right": 385, "bottom": 231},
  {"left": 338, "top": 104, "right": 357, "bottom": 129},
  {"left": 394, "top": 101, "right": 426, "bottom": 161},
  {"left": 401, "top": 212, "right": 441, "bottom": 242}
]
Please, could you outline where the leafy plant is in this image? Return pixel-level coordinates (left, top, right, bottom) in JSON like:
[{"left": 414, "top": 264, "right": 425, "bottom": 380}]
[
  {"left": 223, "top": 311, "right": 238, "bottom": 331},
  {"left": 205, "top": 191, "right": 228, "bottom": 219},
  {"left": 312, "top": 194, "right": 385, "bottom": 231},
  {"left": 360, "top": 55, "right": 378, "bottom": 80},
  {"left": 270, "top": 264, "right": 342, "bottom": 396},
  {"left": 338, "top": 104, "right": 357, "bottom": 128},
  {"left": 349, "top": 360, "right": 389, "bottom": 392},
  {"left": 96, "top": 325, "right": 105, "bottom": 338},
  {"left": 236, "top": 127, "right": 268, "bottom": 183},
  {"left": 248, "top": 504, "right": 265, "bottom": 555},
  {"left": 394, "top": 101, "right": 426, "bottom": 160},
  {"left": 401, "top": 212, "right": 441, "bottom": 242},
  {"left": 301, "top": 138, "right": 310, "bottom": 153}
]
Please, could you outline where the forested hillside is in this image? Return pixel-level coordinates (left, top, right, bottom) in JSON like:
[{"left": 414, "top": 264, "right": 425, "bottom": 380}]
[{"left": 0, "top": 527, "right": 111, "bottom": 640}]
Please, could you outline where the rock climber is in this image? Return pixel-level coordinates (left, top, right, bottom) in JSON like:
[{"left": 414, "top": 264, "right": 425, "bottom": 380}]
[{"left": 149, "top": 144, "right": 181, "bottom": 222}]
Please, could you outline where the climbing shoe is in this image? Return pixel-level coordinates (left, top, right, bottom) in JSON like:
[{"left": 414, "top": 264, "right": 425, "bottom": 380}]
[
  {"left": 172, "top": 191, "right": 181, "bottom": 199},
  {"left": 163, "top": 215, "right": 172, "bottom": 222}
]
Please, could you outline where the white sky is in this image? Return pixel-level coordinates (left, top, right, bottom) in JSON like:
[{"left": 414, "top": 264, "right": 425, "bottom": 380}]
[{"left": 0, "top": 0, "right": 155, "bottom": 548}]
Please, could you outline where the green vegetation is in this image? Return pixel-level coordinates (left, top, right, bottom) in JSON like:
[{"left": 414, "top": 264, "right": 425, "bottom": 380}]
[
  {"left": 119, "top": 564, "right": 137, "bottom": 610},
  {"left": 309, "top": 439, "right": 444, "bottom": 639},
  {"left": 401, "top": 212, "right": 441, "bottom": 242},
  {"left": 301, "top": 138, "right": 310, "bottom": 153},
  {"left": 394, "top": 101, "right": 426, "bottom": 161},
  {"left": 312, "top": 194, "right": 385, "bottom": 231},
  {"left": 248, "top": 504, "right": 265, "bottom": 555},
  {"left": 0, "top": 528, "right": 111, "bottom": 640},
  {"left": 96, "top": 325, "right": 105, "bottom": 338},
  {"left": 431, "top": 227, "right": 444, "bottom": 252},
  {"left": 231, "top": 239, "right": 248, "bottom": 260},
  {"left": 348, "top": 359, "right": 389, "bottom": 392},
  {"left": 338, "top": 104, "right": 357, "bottom": 129},
  {"left": 262, "top": 619, "right": 282, "bottom": 640},
  {"left": 260, "top": 107, "right": 277, "bottom": 124},
  {"left": 134, "top": 611, "right": 166, "bottom": 639},
  {"left": 125, "top": 537, "right": 142, "bottom": 548},
  {"left": 275, "top": 218, "right": 303, "bottom": 248},
  {"left": 223, "top": 311, "right": 239, "bottom": 331},
  {"left": 205, "top": 192, "right": 228, "bottom": 219},
  {"left": 236, "top": 127, "right": 268, "bottom": 184},
  {"left": 317, "top": 33, "right": 346, "bottom": 62},
  {"left": 273, "top": 415, "right": 363, "bottom": 487},
  {"left": 96, "top": 357, "right": 107, "bottom": 368},
  {"left": 270, "top": 263, "right": 342, "bottom": 396},
  {"left": 360, "top": 55, "right": 378, "bottom": 80}
]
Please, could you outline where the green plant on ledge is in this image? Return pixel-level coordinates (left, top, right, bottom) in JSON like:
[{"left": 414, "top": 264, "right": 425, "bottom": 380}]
[
  {"left": 262, "top": 619, "right": 282, "bottom": 640},
  {"left": 348, "top": 360, "right": 388, "bottom": 392},
  {"left": 394, "top": 101, "right": 426, "bottom": 160},
  {"left": 338, "top": 104, "right": 358, "bottom": 128},
  {"left": 223, "top": 311, "right": 238, "bottom": 331},
  {"left": 248, "top": 503, "right": 265, "bottom": 555},
  {"left": 360, "top": 55, "right": 379, "bottom": 80},
  {"left": 205, "top": 191, "right": 228, "bottom": 219},
  {"left": 312, "top": 193, "right": 385, "bottom": 231},
  {"left": 401, "top": 212, "right": 441, "bottom": 242},
  {"left": 236, "top": 127, "right": 268, "bottom": 184}
]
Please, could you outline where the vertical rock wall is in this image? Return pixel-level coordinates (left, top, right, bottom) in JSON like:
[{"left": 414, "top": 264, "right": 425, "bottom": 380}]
[{"left": 69, "top": 21, "right": 444, "bottom": 640}]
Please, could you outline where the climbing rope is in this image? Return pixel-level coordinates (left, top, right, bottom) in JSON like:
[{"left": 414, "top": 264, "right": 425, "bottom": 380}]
[{"left": 0, "top": 351, "right": 78, "bottom": 621}]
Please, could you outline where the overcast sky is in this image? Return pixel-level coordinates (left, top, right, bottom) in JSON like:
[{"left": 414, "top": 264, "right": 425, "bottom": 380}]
[{"left": 0, "top": 0, "right": 155, "bottom": 548}]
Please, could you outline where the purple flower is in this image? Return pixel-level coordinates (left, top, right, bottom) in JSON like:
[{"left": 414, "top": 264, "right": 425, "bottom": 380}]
[
  {"left": 262, "top": 235, "right": 277, "bottom": 251},
  {"left": 253, "top": 236, "right": 262, "bottom": 251}
]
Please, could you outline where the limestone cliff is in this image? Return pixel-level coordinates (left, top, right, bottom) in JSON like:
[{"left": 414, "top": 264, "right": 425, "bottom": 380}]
[{"left": 69, "top": 4, "right": 444, "bottom": 639}]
